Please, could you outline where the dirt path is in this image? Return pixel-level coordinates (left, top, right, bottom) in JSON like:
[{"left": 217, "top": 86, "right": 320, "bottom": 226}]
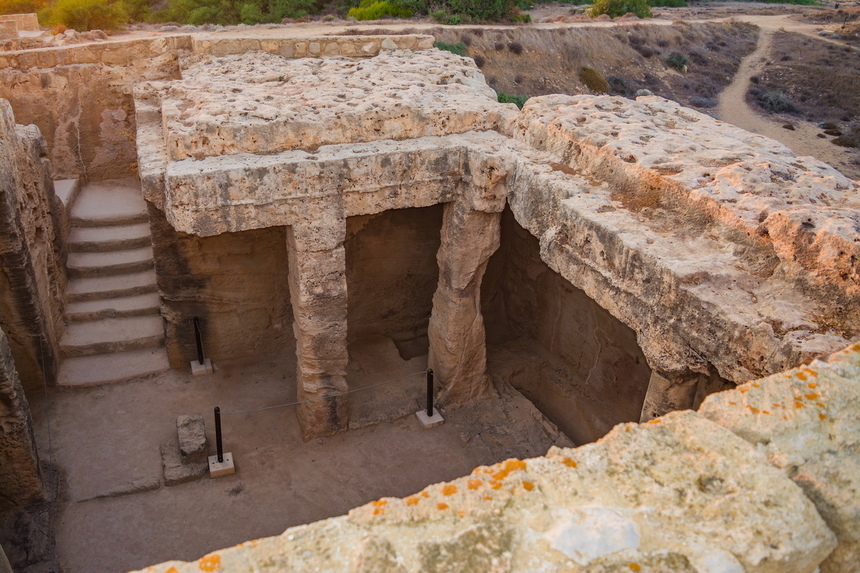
[{"left": 716, "top": 15, "right": 859, "bottom": 179}]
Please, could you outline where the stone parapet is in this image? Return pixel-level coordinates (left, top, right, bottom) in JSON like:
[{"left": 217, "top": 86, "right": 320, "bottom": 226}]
[
  {"left": 134, "top": 342, "right": 860, "bottom": 573},
  {"left": 191, "top": 34, "right": 434, "bottom": 59}
]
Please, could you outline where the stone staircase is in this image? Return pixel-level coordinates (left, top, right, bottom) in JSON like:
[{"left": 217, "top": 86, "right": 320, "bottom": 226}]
[{"left": 57, "top": 179, "right": 170, "bottom": 387}]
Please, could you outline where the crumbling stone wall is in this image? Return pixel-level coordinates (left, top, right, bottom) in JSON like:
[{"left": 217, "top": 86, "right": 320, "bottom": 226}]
[
  {"left": 0, "top": 99, "right": 64, "bottom": 391},
  {"left": 0, "top": 37, "right": 188, "bottom": 180},
  {"left": 0, "top": 326, "right": 43, "bottom": 511}
]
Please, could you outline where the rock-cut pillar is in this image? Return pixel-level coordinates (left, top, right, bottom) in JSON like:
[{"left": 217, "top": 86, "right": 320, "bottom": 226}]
[
  {"left": 286, "top": 219, "right": 349, "bottom": 441},
  {"left": 428, "top": 200, "right": 501, "bottom": 403},
  {"left": 639, "top": 370, "right": 700, "bottom": 422},
  {"left": 0, "top": 326, "right": 44, "bottom": 511}
]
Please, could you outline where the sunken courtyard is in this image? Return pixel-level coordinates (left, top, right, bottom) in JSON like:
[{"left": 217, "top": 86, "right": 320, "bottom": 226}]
[{"left": 0, "top": 28, "right": 859, "bottom": 573}]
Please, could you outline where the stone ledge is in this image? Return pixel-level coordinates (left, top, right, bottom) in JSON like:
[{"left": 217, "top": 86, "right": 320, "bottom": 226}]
[
  {"left": 132, "top": 340, "right": 860, "bottom": 572},
  {"left": 191, "top": 34, "right": 435, "bottom": 59}
]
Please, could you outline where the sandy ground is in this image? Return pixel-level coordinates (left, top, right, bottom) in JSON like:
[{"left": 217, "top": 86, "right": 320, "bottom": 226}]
[
  {"left": 28, "top": 338, "right": 567, "bottom": 573},
  {"left": 716, "top": 14, "right": 860, "bottom": 179}
]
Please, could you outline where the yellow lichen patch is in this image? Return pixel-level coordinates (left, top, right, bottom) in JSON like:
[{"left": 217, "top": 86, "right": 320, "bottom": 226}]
[
  {"left": 797, "top": 371, "right": 808, "bottom": 381},
  {"left": 819, "top": 413, "right": 827, "bottom": 421},
  {"left": 762, "top": 410, "right": 770, "bottom": 415},
  {"left": 739, "top": 386, "right": 750, "bottom": 393},
  {"left": 805, "top": 393, "right": 821, "bottom": 401},
  {"left": 802, "top": 367, "right": 818, "bottom": 376},
  {"left": 629, "top": 564, "right": 642, "bottom": 572},
  {"left": 198, "top": 554, "right": 221, "bottom": 572},
  {"left": 166, "top": 568, "right": 180, "bottom": 573},
  {"left": 795, "top": 401, "right": 805, "bottom": 409},
  {"left": 490, "top": 480, "right": 503, "bottom": 490},
  {"left": 442, "top": 485, "right": 458, "bottom": 496},
  {"left": 647, "top": 418, "right": 662, "bottom": 423},
  {"left": 373, "top": 508, "right": 385, "bottom": 516},
  {"left": 406, "top": 496, "right": 420, "bottom": 506},
  {"left": 816, "top": 403, "right": 825, "bottom": 408},
  {"left": 749, "top": 406, "right": 760, "bottom": 414},
  {"left": 421, "top": 491, "right": 430, "bottom": 498},
  {"left": 728, "top": 401, "right": 737, "bottom": 406},
  {"left": 457, "top": 510, "right": 466, "bottom": 518},
  {"left": 467, "top": 479, "right": 483, "bottom": 490},
  {"left": 372, "top": 500, "right": 388, "bottom": 507},
  {"left": 483, "top": 495, "right": 493, "bottom": 501},
  {"left": 773, "top": 404, "right": 784, "bottom": 409},
  {"left": 752, "top": 383, "right": 760, "bottom": 388},
  {"left": 522, "top": 481, "right": 535, "bottom": 491},
  {"left": 852, "top": 343, "right": 860, "bottom": 352},
  {"left": 437, "top": 503, "right": 449, "bottom": 510},
  {"left": 807, "top": 382, "right": 818, "bottom": 389}
]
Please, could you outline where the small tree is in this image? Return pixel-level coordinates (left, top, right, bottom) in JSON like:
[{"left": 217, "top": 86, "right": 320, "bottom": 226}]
[
  {"left": 46, "top": 0, "right": 127, "bottom": 30},
  {"left": 588, "top": 0, "right": 651, "bottom": 19}
]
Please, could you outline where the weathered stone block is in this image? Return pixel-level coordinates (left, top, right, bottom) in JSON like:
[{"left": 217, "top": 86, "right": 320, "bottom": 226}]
[
  {"left": 176, "top": 415, "right": 207, "bottom": 465},
  {"left": 160, "top": 440, "right": 208, "bottom": 487}
]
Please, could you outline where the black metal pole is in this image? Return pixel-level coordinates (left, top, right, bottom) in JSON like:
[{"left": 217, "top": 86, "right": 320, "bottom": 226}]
[
  {"left": 214, "top": 406, "right": 223, "bottom": 463},
  {"left": 193, "top": 317, "right": 205, "bottom": 365},
  {"left": 426, "top": 369, "right": 434, "bottom": 417}
]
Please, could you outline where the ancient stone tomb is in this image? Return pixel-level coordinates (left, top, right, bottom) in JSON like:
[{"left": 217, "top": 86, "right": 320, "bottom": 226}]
[{"left": 1, "top": 32, "right": 859, "bottom": 572}]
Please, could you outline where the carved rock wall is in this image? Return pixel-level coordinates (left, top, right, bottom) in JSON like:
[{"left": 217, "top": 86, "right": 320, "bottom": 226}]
[{"left": 0, "top": 99, "right": 64, "bottom": 391}]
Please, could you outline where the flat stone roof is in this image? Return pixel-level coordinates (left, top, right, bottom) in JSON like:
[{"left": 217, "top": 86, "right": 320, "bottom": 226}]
[{"left": 148, "top": 49, "right": 513, "bottom": 161}]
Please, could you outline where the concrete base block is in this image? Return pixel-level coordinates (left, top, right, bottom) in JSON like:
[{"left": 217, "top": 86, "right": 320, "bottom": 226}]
[
  {"left": 209, "top": 453, "right": 235, "bottom": 478},
  {"left": 191, "top": 358, "right": 213, "bottom": 376},
  {"left": 415, "top": 408, "right": 445, "bottom": 429}
]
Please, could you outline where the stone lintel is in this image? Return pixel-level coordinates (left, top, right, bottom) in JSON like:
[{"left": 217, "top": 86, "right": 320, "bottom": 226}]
[
  {"left": 428, "top": 200, "right": 501, "bottom": 403},
  {"left": 286, "top": 223, "right": 349, "bottom": 440}
]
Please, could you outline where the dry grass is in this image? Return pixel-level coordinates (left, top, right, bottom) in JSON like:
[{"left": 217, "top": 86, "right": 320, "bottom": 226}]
[
  {"left": 748, "top": 31, "right": 860, "bottom": 125},
  {"left": 431, "top": 21, "right": 758, "bottom": 109}
]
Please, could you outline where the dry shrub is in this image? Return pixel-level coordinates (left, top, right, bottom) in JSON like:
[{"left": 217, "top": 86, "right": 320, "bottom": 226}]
[{"left": 579, "top": 67, "right": 609, "bottom": 93}]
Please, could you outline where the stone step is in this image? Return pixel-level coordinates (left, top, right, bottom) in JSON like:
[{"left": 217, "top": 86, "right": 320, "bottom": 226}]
[
  {"left": 65, "top": 270, "right": 157, "bottom": 302},
  {"left": 57, "top": 347, "right": 170, "bottom": 387},
  {"left": 70, "top": 178, "right": 149, "bottom": 227},
  {"left": 68, "top": 223, "right": 152, "bottom": 252},
  {"left": 67, "top": 246, "right": 155, "bottom": 278},
  {"left": 65, "top": 293, "right": 161, "bottom": 322},
  {"left": 60, "top": 315, "right": 164, "bottom": 357},
  {"left": 54, "top": 178, "right": 81, "bottom": 210}
]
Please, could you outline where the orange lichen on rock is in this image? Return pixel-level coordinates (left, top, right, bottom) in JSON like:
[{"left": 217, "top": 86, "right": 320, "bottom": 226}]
[
  {"left": 808, "top": 382, "right": 818, "bottom": 389},
  {"left": 406, "top": 496, "right": 420, "bottom": 506},
  {"left": 491, "top": 459, "right": 527, "bottom": 481},
  {"left": 198, "top": 554, "right": 221, "bottom": 572},
  {"left": 442, "top": 485, "right": 458, "bottom": 496},
  {"left": 522, "top": 481, "right": 535, "bottom": 491},
  {"left": 421, "top": 491, "right": 430, "bottom": 498},
  {"left": 165, "top": 568, "right": 180, "bottom": 573},
  {"left": 562, "top": 457, "right": 578, "bottom": 468},
  {"left": 437, "top": 503, "right": 449, "bottom": 510},
  {"left": 795, "top": 401, "right": 805, "bottom": 409},
  {"left": 373, "top": 508, "right": 384, "bottom": 516},
  {"left": 797, "top": 371, "right": 808, "bottom": 381},
  {"left": 805, "top": 393, "right": 821, "bottom": 401},
  {"left": 467, "top": 479, "right": 482, "bottom": 490},
  {"left": 372, "top": 500, "right": 388, "bottom": 507},
  {"left": 739, "top": 386, "right": 750, "bottom": 393},
  {"left": 819, "top": 413, "right": 827, "bottom": 420},
  {"left": 629, "top": 565, "right": 642, "bottom": 572}
]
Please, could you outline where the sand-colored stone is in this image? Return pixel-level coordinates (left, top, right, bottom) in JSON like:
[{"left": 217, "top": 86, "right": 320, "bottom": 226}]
[
  {"left": 134, "top": 410, "right": 837, "bottom": 573},
  {"left": 699, "top": 342, "right": 860, "bottom": 572}
]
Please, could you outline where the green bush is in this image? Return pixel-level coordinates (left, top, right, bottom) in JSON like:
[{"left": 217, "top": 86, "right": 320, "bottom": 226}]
[
  {"left": 498, "top": 92, "right": 528, "bottom": 108},
  {"left": 588, "top": 0, "right": 651, "bottom": 18},
  {"left": 434, "top": 40, "right": 467, "bottom": 56},
  {"left": 348, "top": 0, "right": 411, "bottom": 20},
  {"left": 755, "top": 89, "right": 797, "bottom": 113},
  {"left": 579, "top": 67, "right": 609, "bottom": 93},
  {"left": 0, "top": 0, "right": 48, "bottom": 15},
  {"left": 393, "top": 0, "right": 518, "bottom": 21},
  {"left": 157, "top": 0, "right": 318, "bottom": 25},
  {"left": 665, "top": 52, "right": 688, "bottom": 70},
  {"left": 648, "top": 0, "right": 685, "bottom": 6},
  {"left": 44, "top": 0, "right": 127, "bottom": 30}
]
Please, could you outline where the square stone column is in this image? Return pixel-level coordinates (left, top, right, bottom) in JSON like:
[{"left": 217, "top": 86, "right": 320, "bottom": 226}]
[
  {"left": 428, "top": 200, "right": 501, "bottom": 403},
  {"left": 286, "top": 217, "right": 349, "bottom": 440},
  {"left": 0, "top": 327, "right": 44, "bottom": 511}
]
